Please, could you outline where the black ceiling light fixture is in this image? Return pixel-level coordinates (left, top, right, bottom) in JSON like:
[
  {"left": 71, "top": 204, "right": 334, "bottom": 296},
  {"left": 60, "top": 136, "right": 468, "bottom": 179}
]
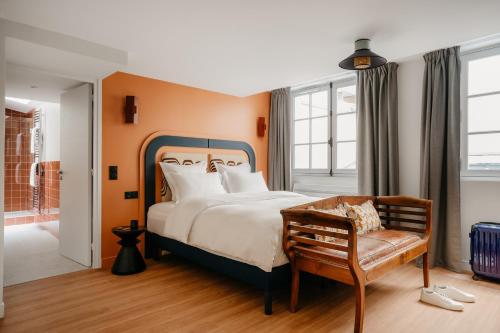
[{"left": 339, "top": 39, "right": 387, "bottom": 70}]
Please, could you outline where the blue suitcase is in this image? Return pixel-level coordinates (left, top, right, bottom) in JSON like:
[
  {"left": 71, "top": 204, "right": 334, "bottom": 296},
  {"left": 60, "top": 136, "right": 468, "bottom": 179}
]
[{"left": 470, "top": 222, "right": 500, "bottom": 281}]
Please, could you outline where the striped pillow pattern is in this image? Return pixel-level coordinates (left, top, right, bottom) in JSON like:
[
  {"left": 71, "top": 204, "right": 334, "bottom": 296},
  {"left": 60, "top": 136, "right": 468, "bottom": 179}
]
[{"left": 208, "top": 154, "right": 247, "bottom": 172}]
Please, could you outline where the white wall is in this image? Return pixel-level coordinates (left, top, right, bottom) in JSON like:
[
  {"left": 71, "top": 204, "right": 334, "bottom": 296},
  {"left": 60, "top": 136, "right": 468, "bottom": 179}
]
[
  {"left": 0, "top": 20, "right": 6, "bottom": 318},
  {"left": 293, "top": 174, "right": 357, "bottom": 197},
  {"left": 460, "top": 180, "right": 500, "bottom": 270},
  {"left": 397, "top": 54, "right": 500, "bottom": 272},
  {"left": 40, "top": 102, "right": 60, "bottom": 161},
  {"left": 2, "top": 18, "right": 127, "bottom": 83},
  {"left": 397, "top": 56, "right": 424, "bottom": 197}
]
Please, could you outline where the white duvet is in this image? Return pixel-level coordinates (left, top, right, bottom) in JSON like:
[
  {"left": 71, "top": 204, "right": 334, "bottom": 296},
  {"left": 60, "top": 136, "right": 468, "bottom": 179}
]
[{"left": 155, "top": 191, "right": 316, "bottom": 272}]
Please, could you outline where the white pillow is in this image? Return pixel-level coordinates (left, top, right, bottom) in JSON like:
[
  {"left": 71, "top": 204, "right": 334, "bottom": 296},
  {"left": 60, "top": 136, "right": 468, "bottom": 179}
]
[
  {"left": 159, "top": 161, "right": 207, "bottom": 201},
  {"left": 214, "top": 162, "right": 251, "bottom": 191},
  {"left": 168, "top": 172, "right": 226, "bottom": 202},
  {"left": 223, "top": 171, "right": 269, "bottom": 193}
]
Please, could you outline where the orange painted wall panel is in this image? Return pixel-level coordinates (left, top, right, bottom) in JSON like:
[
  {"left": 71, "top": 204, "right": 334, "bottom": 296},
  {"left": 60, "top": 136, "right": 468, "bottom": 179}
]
[{"left": 102, "top": 72, "right": 270, "bottom": 266}]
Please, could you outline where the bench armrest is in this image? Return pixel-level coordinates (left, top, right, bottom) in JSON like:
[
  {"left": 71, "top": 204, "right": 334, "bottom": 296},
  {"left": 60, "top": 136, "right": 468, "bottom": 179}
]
[{"left": 281, "top": 208, "right": 362, "bottom": 270}]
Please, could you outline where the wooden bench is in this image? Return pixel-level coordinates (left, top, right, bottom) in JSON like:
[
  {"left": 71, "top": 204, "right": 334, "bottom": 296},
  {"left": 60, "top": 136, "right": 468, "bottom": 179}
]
[{"left": 281, "top": 195, "right": 432, "bottom": 333}]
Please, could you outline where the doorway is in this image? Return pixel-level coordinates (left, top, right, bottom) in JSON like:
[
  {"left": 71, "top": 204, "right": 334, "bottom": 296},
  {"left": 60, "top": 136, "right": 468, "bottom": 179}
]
[{"left": 3, "top": 65, "right": 93, "bottom": 286}]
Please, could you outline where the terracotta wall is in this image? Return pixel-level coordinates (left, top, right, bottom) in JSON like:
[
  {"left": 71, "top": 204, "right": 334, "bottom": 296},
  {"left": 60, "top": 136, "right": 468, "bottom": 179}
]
[
  {"left": 4, "top": 109, "right": 33, "bottom": 212},
  {"left": 102, "top": 72, "right": 270, "bottom": 267},
  {"left": 40, "top": 161, "right": 60, "bottom": 211},
  {"left": 4, "top": 209, "right": 60, "bottom": 226}
]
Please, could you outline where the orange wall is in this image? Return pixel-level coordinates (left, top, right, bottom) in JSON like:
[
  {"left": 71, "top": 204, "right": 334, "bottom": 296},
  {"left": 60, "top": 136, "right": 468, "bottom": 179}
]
[{"left": 102, "top": 72, "right": 270, "bottom": 267}]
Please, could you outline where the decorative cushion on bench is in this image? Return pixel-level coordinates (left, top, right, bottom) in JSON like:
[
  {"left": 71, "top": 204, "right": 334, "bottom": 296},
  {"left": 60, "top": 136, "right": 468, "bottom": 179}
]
[
  {"left": 308, "top": 200, "right": 384, "bottom": 242},
  {"left": 300, "top": 229, "right": 421, "bottom": 269},
  {"left": 344, "top": 200, "right": 384, "bottom": 234}
]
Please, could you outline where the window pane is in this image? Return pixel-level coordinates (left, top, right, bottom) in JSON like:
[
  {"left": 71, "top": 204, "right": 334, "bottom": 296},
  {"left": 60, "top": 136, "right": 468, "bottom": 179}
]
[
  {"left": 337, "top": 85, "right": 356, "bottom": 114},
  {"left": 337, "top": 142, "right": 356, "bottom": 169},
  {"left": 468, "top": 54, "right": 500, "bottom": 96},
  {"left": 311, "top": 90, "right": 328, "bottom": 117},
  {"left": 294, "top": 145, "right": 309, "bottom": 169},
  {"left": 469, "top": 133, "right": 500, "bottom": 155},
  {"left": 294, "top": 94, "right": 309, "bottom": 120},
  {"left": 468, "top": 155, "right": 500, "bottom": 170},
  {"left": 468, "top": 94, "right": 500, "bottom": 133},
  {"left": 311, "top": 117, "right": 328, "bottom": 143},
  {"left": 294, "top": 119, "right": 309, "bottom": 144},
  {"left": 311, "top": 144, "right": 328, "bottom": 169},
  {"left": 468, "top": 133, "right": 500, "bottom": 170},
  {"left": 337, "top": 113, "right": 356, "bottom": 141}
]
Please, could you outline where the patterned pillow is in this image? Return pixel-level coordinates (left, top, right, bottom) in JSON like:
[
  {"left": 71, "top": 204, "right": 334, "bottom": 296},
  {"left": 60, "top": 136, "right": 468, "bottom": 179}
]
[
  {"left": 159, "top": 152, "right": 207, "bottom": 201},
  {"left": 344, "top": 200, "right": 384, "bottom": 234},
  {"left": 208, "top": 154, "right": 247, "bottom": 172},
  {"left": 307, "top": 205, "right": 348, "bottom": 242}
]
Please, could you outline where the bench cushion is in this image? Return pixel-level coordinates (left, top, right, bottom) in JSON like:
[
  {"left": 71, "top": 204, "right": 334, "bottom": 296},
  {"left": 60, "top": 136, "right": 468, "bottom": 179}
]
[
  {"left": 344, "top": 200, "right": 385, "bottom": 234},
  {"left": 302, "top": 229, "right": 421, "bottom": 269}
]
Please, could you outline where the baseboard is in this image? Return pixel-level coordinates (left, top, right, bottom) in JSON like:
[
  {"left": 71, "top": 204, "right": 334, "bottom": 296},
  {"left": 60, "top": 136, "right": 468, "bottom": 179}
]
[
  {"left": 460, "top": 259, "right": 472, "bottom": 273},
  {"left": 0, "top": 301, "right": 5, "bottom": 318},
  {"left": 101, "top": 256, "right": 116, "bottom": 269}
]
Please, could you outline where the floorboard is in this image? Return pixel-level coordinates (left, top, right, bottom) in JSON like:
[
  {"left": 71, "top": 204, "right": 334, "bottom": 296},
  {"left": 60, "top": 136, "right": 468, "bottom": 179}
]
[{"left": 1, "top": 255, "right": 499, "bottom": 332}]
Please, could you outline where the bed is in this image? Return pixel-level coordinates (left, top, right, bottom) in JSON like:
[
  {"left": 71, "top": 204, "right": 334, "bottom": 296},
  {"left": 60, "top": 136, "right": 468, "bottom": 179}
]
[{"left": 143, "top": 135, "right": 316, "bottom": 314}]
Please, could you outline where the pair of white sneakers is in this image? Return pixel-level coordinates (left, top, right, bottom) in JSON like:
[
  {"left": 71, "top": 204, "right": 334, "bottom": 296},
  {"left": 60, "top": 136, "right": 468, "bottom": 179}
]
[{"left": 420, "top": 285, "right": 476, "bottom": 311}]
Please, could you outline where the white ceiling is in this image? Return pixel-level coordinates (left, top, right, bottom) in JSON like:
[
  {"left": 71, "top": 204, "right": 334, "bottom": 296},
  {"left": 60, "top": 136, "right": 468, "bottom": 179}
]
[
  {"left": 5, "top": 36, "right": 125, "bottom": 84},
  {"left": 6, "top": 65, "right": 81, "bottom": 103},
  {"left": 2, "top": 0, "right": 500, "bottom": 96},
  {"left": 5, "top": 65, "right": 81, "bottom": 112}
]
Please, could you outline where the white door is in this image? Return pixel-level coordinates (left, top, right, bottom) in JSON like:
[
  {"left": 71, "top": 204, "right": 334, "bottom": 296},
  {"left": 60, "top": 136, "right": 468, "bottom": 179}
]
[{"left": 59, "top": 83, "right": 92, "bottom": 266}]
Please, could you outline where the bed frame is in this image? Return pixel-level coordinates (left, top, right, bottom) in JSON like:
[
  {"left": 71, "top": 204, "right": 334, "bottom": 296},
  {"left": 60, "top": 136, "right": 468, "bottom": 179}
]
[{"left": 144, "top": 135, "right": 289, "bottom": 315}]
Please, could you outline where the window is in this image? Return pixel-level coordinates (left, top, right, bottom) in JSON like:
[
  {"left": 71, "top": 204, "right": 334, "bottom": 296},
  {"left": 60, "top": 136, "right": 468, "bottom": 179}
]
[
  {"left": 462, "top": 47, "right": 500, "bottom": 175},
  {"left": 292, "top": 78, "right": 357, "bottom": 174}
]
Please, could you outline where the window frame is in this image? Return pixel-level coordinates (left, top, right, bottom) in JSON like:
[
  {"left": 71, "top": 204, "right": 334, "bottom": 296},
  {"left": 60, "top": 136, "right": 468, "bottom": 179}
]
[
  {"left": 291, "top": 76, "right": 357, "bottom": 176},
  {"left": 331, "top": 78, "right": 357, "bottom": 175},
  {"left": 461, "top": 45, "right": 500, "bottom": 177},
  {"left": 291, "top": 83, "right": 331, "bottom": 174}
]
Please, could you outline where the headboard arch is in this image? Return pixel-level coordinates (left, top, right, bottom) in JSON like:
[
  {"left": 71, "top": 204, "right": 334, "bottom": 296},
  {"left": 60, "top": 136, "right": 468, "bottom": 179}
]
[{"left": 144, "top": 135, "right": 256, "bottom": 229}]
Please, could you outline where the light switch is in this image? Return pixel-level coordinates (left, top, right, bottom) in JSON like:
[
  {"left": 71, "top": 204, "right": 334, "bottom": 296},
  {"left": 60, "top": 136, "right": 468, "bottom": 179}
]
[{"left": 109, "top": 166, "right": 118, "bottom": 180}]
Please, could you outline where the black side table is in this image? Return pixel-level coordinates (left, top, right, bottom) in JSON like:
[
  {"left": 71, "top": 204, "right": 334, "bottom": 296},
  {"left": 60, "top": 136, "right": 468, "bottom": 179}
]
[{"left": 111, "top": 226, "right": 146, "bottom": 275}]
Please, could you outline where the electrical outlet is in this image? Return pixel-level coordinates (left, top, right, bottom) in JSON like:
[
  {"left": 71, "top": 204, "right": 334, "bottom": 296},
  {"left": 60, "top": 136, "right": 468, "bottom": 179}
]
[{"left": 124, "top": 191, "right": 138, "bottom": 199}]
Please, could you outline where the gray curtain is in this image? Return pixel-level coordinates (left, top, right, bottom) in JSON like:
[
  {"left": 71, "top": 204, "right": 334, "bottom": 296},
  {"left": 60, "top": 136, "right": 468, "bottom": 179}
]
[
  {"left": 357, "top": 62, "right": 399, "bottom": 196},
  {"left": 268, "top": 87, "right": 292, "bottom": 191},
  {"left": 420, "top": 46, "right": 462, "bottom": 271}
]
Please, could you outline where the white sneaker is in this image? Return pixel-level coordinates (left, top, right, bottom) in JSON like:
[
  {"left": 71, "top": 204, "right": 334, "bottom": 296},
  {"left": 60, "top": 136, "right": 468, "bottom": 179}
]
[
  {"left": 420, "top": 288, "right": 464, "bottom": 311},
  {"left": 433, "top": 285, "right": 476, "bottom": 303}
]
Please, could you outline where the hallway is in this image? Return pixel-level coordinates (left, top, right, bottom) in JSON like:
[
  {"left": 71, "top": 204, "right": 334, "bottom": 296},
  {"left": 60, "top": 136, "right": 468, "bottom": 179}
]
[{"left": 4, "top": 221, "right": 87, "bottom": 286}]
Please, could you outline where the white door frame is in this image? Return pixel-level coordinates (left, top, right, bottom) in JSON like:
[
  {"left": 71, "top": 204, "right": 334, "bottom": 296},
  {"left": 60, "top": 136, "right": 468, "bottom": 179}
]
[
  {"left": 92, "top": 78, "right": 103, "bottom": 269},
  {"left": 79, "top": 76, "right": 103, "bottom": 269},
  {"left": 1, "top": 24, "right": 6, "bottom": 318}
]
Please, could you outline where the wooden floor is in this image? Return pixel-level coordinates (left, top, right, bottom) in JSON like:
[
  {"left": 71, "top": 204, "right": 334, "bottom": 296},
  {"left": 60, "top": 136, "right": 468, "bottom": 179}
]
[{"left": 1, "top": 255, "right": 500, "bottom": 333}]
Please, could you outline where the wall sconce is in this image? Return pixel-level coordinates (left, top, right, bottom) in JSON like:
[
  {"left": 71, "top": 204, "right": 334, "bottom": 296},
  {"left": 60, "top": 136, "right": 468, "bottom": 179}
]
[
  {"left": 257, "top": 117, "right": 266, "bottom": 137},
  {"left": 125, "top": 96, "right": 138, "bottom": 124}
]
